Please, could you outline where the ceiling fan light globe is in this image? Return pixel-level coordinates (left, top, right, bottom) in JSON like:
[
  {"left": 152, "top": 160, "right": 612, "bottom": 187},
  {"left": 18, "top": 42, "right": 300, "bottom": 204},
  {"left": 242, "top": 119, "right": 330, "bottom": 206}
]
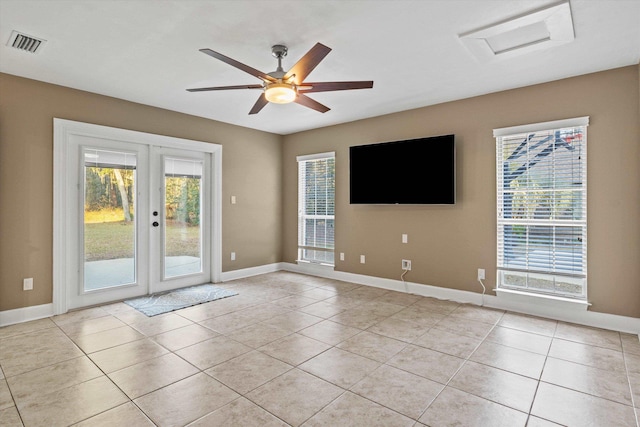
[{"left": 265, "top": 83, "right": 296, "bottom": 104}]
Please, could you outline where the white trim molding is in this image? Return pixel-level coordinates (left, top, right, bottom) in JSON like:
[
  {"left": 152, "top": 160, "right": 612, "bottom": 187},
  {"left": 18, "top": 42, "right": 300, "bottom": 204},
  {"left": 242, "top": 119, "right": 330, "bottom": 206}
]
[
  {"left": 488, "top": 289, "right": 635, "bottom": 333},
  {"left": 296, "top": 151, "right": 335, "bottom": 162},
  {"left": 0, "top": 303, "right": 54, "bottom": 327},
  {"left": 494, "top": 288, "right": 590, "bottom": 311},
  {"left": 6, "top": 263, "right": 639, "bottom": 335},
  {"left": 493, "top": 116, "right": 589, "bottom": 137},
  {"left": 220, "top": 263, "right": 284, "bottom": 282},
  {"left": 284, "top": 262, "right": 640, "bottom": 334}
]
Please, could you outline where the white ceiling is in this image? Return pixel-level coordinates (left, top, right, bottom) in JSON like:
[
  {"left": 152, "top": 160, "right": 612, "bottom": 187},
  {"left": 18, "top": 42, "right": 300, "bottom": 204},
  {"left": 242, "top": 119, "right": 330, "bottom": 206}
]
[{"left": 1, "top": 0, "right": 638, "bottom": 135}]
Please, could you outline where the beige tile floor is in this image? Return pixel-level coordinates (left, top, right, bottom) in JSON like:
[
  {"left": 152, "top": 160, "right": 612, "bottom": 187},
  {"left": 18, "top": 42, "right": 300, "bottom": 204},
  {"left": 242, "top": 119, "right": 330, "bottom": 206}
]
[{"left": 1, "top": 271, "right": 639, "bottom": 426}]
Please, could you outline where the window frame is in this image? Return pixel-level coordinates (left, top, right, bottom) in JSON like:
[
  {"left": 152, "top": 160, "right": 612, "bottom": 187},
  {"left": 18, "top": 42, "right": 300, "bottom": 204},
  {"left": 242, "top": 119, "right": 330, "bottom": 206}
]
[
  {"left": 296, "top": 152, "right": 336, "bottom": 267},
  {"left": 494, "top": 117, "right": 589, "bottom": 300}
]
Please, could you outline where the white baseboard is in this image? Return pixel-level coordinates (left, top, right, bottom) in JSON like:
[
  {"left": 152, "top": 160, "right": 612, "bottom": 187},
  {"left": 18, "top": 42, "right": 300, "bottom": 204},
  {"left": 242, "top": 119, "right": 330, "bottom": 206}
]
[
  {"left": 484, "top": 293, "right": 640, "bottom": 335},
  {"left": 4, "top": 264, "right": 639, "bottom": 335},
  {"left": 281, "top": 262, "right": 640, "bottom": 335},
  {"left": 0, "top": 303, "right": 54, "bottom": 327},
  {"left": 285, "top": 262, "right": 482, "bottom": 304},
  {"left": 220, "top": 263, "right": 284, "bottom": 282}
]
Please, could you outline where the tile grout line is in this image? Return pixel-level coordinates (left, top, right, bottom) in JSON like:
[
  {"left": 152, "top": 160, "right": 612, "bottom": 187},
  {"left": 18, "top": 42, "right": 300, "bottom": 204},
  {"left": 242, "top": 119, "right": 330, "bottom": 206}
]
[
  {"left": 54, "top": 306, "right": 261, "bottom": 426},
  {"left": 236, "top": 299, "right": 431, "bottom": 424},
  {"left": 1, "top": 365, "right": 28, "bottom": 427},
  {"left": 535, "top": 322, "right": 639, "bottom": 425},
  {"left": 8, "top": 280, "right": 386, "bottom": 425},
  {"left": 413, "top": 309, "right": 510, "bottom": 423},
  {"left": 297, "top": 302, "right": 433, "bottom": 422},
  {"left": 4, "top": 318, "right": 137, "bottom": 427},
  {"left": 525, "top": 319, "right": 558, "bottom": 426},
  {"left": 621, "top": 348, "right": 640, "bottom": 427},
  {"left": 61, "top": 319, "right": 162, "bottom": 427},
  {"left": 74, "top": 305, "right": 295, "bottom": 426},
  {"left": 2, "top": 274, "right": 636, "bottom": 426},
  {"left": 330, "top": 303, "right": 529, "bottom": 422},
  {"left": 161, "top": 299, "right": 330, "bottom": 426},
  {"left": 103, "top": 311, "right": 299, "bottom": 427}
]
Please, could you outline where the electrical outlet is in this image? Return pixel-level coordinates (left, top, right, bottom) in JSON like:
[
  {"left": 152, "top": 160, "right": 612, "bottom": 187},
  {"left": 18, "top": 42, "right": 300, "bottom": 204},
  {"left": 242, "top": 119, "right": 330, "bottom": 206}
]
[
  {"left": 231, "top": 252, "right": 236, "bottom": 261},
  {"left": 402, "top": 259, "right": 412, "bottom": 270},
  {"left": 23, "top": 278, "right": 33, "bottom": 291},
  {"left": 340, "top": 252, "right": 345, "bottom": 261},
  {"left": 360, "top": 255, "right": 366, "bottom": 264},
  {"left": 477, "top": 268, "right": 485, "bottom": 280},
  {"left": 231, "top": 195, "right": 237, "bottom": 204},
  {"left": 402, "top": 234, "right": 408, "bottom": 243}
]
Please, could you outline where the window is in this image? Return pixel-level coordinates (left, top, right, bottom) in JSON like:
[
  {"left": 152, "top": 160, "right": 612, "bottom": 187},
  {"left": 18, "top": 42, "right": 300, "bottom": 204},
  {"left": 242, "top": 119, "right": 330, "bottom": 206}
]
[
  {"left": 297, "top": 152, "right": 335, "bottom": 266},
  {"left": 495, "top": 117, "right": 588, "bottom": 299}
]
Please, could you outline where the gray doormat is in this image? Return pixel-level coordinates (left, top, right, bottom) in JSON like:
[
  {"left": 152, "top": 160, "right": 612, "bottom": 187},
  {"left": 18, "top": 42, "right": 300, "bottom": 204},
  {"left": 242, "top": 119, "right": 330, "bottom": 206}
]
[{"left": 124, "top": 284, "right": 238, "bottom": 316}]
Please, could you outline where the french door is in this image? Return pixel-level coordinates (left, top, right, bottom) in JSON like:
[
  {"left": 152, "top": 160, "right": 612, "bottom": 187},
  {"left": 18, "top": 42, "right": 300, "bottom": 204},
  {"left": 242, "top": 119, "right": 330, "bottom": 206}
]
[
  {"left": 150, "top": 147, "right": 212, "bottom": 293},
  {"left": 54, "top": 119, "right": 221, "bottom": 312}
]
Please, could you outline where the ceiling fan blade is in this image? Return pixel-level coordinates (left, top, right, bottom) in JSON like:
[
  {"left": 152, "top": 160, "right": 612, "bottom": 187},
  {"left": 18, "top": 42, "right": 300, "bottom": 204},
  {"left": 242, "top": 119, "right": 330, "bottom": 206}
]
[
  {"left": 187, "top": 84, "right": 263, "bottom": 92},
  {"left": 200, "top": 48, "right": 276, "bottom": 83},
  {"left": 249, "top": 93, "right": 269, "bottom": 115},
  {"left": 284, "top": 43, "right": 332, "bottom": 85},
  {"left": 294, "top": 93, "right": 330, "bottom": 113},
  {"left": 298, "top": 81, "right": 374, "bottom": 93}
]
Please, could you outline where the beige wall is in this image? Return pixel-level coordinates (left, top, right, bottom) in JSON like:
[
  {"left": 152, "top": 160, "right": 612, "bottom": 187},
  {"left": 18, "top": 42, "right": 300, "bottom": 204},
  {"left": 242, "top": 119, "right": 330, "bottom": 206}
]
[
  {"left": 2, "top": 66, "right": 639, "bottom": 317},
  {"left": 283, "top": 65, "right": 640, "bottom": 318},
  {"left": 0, "top": 73, "right": 283, "bottom": 311}
]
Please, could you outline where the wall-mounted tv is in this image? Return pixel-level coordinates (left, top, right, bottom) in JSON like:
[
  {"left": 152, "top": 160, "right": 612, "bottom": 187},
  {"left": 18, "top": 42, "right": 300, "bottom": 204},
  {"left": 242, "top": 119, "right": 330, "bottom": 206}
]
[{"left": 349, "top": 134, "right": 455, "bottom": 204}]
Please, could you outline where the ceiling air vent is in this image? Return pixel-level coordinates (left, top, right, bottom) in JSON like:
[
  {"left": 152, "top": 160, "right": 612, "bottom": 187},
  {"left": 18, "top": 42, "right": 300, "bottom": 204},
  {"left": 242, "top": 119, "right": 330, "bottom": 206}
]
[
  {"left": 6, "top": 30, "right": 47, "bottom": 54},
  {"left": 459, "top": 0, "right": 574, "bottom": 62}
]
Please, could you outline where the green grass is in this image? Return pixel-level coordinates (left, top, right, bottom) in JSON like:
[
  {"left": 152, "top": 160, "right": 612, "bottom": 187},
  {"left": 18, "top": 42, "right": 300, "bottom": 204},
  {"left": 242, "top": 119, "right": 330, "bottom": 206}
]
[
  {"left": 165, "top": 221, "right": 201, "bottom": 258},
  {"left": 85, "top": 208, "right": 133, "bottom": 224},
  {"left": 84, "top": 220, "right": 200, "bottom": 261}
]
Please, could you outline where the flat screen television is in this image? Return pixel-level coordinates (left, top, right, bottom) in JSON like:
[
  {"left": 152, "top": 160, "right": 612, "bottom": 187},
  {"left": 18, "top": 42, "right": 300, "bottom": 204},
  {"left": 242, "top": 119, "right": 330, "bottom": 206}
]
[{"left": 349, "top": 134, "right": 455, "bottom": 204}]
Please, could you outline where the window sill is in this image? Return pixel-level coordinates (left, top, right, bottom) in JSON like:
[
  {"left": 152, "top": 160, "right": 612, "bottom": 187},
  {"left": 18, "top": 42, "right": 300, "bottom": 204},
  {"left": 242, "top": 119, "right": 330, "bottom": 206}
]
[
  {"left": 295, "top": 260, "right": 335, "bottom": 271},
  {"left": 495, "top": 288, "right": 591, "bottom": 311}
]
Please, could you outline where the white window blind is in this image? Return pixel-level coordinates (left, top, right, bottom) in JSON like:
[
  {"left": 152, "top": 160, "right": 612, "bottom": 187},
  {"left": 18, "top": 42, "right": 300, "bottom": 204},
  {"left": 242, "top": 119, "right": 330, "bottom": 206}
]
[
  {"left": 495, "top": 117, "right": 588, "bottom": 299},
  {"left": 297, "top": 152, "right": 335, "bottom": 265}
]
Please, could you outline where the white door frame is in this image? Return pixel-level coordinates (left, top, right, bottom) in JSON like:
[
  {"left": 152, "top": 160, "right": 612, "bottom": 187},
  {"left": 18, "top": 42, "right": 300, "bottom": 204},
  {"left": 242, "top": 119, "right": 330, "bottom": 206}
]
[{"left": 53, "top": 118, "right": 222, "bottom": 315}]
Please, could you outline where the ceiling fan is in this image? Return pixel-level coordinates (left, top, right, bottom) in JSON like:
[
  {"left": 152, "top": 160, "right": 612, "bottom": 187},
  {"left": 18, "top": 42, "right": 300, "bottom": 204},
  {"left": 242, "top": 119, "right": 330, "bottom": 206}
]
[{"left": 187, "top": 43, "right": 373, "bottom": 115}]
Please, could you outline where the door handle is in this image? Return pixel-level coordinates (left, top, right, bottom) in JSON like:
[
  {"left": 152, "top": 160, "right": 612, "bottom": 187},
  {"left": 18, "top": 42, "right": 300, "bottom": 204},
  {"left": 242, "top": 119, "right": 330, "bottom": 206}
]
[{"left": 152, "top": 221, "right": 159, "bottom": 227}]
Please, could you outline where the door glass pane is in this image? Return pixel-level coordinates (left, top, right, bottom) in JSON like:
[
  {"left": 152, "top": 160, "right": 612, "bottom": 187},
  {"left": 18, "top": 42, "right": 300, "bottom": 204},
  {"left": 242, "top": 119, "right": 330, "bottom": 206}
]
[
  {"left": 84, "top": 149, "right": 136, "bottom": 290},
  {"left": 164, "top": 157, "right": 202, "bottom": 278}
]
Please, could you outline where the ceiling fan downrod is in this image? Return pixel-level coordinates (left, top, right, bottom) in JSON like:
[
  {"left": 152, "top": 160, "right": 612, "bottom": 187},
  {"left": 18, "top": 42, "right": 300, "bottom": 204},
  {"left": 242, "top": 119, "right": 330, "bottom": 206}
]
[{"left": 271, "top": 44, "right": 288, "bottom": 74}]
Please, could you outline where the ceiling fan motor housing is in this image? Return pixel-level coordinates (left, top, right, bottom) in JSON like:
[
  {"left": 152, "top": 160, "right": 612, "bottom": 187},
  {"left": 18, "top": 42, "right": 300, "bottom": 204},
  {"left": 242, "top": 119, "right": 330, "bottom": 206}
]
[{"left": 271, "top": 44, "right": 288, "bottom": 58}]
